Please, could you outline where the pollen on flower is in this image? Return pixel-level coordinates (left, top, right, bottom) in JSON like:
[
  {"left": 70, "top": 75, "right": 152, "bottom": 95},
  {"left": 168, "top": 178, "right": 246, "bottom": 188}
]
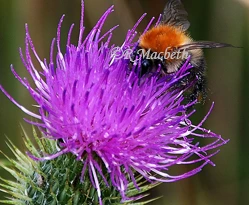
[{"left": 0, "top": 0, "right": 228, "bottom": 204}]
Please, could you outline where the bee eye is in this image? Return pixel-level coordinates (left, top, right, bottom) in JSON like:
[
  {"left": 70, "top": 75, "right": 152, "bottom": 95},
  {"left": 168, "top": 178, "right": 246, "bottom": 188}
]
[{"left": 141, "top": 59, "right": 152, "bottom": 75}]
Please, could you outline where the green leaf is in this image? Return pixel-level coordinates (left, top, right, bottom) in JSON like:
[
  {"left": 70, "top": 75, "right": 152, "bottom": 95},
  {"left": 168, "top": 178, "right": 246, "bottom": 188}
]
[{"left": 0, "top": 127, "right": 161, "bottom": 204}]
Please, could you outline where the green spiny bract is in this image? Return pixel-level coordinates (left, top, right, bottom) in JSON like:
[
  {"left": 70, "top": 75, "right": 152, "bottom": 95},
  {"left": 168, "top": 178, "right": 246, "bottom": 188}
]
[{"left": 0, "top": 127, "right": 161, "bottom": 205}]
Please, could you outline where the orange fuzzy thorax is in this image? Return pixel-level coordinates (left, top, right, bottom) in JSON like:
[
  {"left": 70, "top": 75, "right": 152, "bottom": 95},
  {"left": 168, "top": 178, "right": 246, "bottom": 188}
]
[{"left": 139, "top": 24, "right": 192, "bottom": 54}]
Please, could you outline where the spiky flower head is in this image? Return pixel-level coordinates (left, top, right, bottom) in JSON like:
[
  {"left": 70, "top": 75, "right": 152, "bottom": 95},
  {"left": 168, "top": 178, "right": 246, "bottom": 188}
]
[{"left": 0, "top": 1, "right": 228, "bottom": 204}]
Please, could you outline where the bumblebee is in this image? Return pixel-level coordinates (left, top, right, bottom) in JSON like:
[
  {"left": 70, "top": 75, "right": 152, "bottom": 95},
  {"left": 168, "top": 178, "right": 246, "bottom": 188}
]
[{"left": 133, "top": 0, "right": 233, "bottom": 103}]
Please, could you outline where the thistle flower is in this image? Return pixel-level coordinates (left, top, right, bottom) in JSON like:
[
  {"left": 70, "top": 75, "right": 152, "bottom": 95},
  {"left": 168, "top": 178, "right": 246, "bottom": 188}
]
[{"left": 0, "top": 1, "right": 228, "bottom": 204}]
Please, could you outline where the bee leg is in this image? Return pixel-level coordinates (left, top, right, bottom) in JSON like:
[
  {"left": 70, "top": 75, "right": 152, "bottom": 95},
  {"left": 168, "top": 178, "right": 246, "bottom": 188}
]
[
  {"left": 187, "top": 57, "right": 207, "bottom": 105},
  {"left": 189, "top": 72, "right": 207, "bottom": 104}
]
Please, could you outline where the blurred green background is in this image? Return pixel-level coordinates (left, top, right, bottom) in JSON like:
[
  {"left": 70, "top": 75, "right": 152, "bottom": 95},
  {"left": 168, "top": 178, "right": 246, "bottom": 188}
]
[{"left": 0, "top": 0, "right": 248, "bottom": 204}]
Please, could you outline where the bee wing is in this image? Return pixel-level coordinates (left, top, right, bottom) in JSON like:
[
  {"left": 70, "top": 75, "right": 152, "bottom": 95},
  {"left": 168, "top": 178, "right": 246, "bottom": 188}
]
[
  {"left": 178, "top": 41, "right": 236, "bottom": 51},
  {"left": 161, "top": 0, "right": 190, "bottom": 31}
]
